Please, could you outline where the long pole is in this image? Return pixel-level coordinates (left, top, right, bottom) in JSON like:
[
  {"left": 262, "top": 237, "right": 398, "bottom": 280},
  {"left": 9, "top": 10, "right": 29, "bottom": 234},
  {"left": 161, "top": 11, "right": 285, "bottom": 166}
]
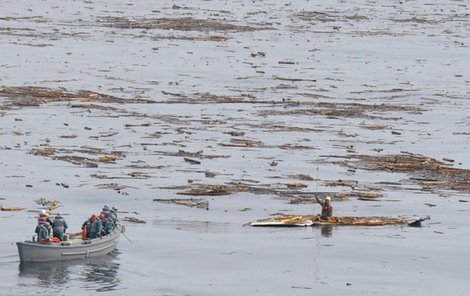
[{"left": 119, "top": 224, "right": 133, "bottom": 244}]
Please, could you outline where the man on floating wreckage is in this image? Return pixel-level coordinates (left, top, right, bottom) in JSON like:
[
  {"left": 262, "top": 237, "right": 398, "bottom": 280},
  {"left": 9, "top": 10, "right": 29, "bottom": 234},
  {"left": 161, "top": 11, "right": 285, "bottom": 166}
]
[{"left": 314, "top": 195, "right": 333, "bottom": 220}]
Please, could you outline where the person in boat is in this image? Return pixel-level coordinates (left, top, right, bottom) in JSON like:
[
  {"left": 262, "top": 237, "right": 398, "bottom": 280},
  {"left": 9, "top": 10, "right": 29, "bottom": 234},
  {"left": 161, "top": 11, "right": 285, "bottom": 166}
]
[
  {"left": 100, "top": 212, "right": 114, "bottom": 235},
  {"left": 314, "top": 196, "right": 333, "bottom": 220},
  {"left": 101, "top": 205, "right": 110, "bottom": 218},
  {"left": 82, "top": 214, "right": 102, "bottom": 239},
  {"left": 52, "top": 213, "right": 68, "bottom": 241},
  {"left": 88, "top": 214, "right": 102, "bottom": 239},
  {"left": 35, "top": 217, "right": 50, "bottom": 242},
  {"left": 81, "top": 217, "right": 91, "bottom": 238},
  {"left": 38, "top": 209, "right": 53, "bottom": 235},
  {"left": 38, "top": 209, "right": 53, "bottom": 224},
  {"left": 109, "top": 206, "right": 118, "bottom": 225}
]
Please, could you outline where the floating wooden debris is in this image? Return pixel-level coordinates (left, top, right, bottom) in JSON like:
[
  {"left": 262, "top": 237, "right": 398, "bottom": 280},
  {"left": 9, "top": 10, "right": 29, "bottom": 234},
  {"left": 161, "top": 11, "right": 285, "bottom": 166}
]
[
  {"left": 223, "top": 131, "right": 245, "bottom": 137},
  {"left": 154, "top": 149, "right": 230, "bottom": 160},
  {"left": 59, "top": 134, "right": 78, "bottom": 139},
  {"left": 250, "top": 51, "right": 266, "bottom": 57},
  {"left": 177, "top": 184, "right": 231, "bottom": 196},
  {"left": 35, "top": 198, "right": 61, "bottom": 210},
  {"left": 289, "top": 193, "right": 350, "bottom": 204},
  {"left": 273, "top": 76, "right": 316, "bottom": 82},
  {"left": 31, "top": 148, "right": 55, "bottom": 156},
  {"left": 97, "top": 16, "right": 268, "bottom": 32},
  {"left": 286, "top": 182, "right": 308, "bottom": 188},
  {"left": 353, "top": 191, "right": 383, "bottom": 201},
  {"left": 279, "top": 143, "right": 315, "bottom": 150},
  {"left": 123, "top": 216, "right": 147, "bottom": 224},
  {"left": 52, "top": 155, "right": 97, "bottom": 167},
  {"left": 249, "top": 215, "right": 430, "bottom": 227},
  {"left": 0, "top": 86, "right": 154, "bottom": 107},
  {"left": 1, "top": 206, "right": 26, "bottom": 211},
  {"left": 127, "top": 172, "right": 152, "bottom": 179},
  {"left": 184, "top": 157, "right": 201, "bottom": 165},
  {"left": 291, "top": 174, "right": 314, "bottom": 181},
  {"left": 124, "top": 123, "right": 152, "bottom": 128},
  {"left": 99, "top": 155, "right": 118, "bottom": 162},
  {"left": 153, "top": 198, "right": 209, "bottom": 209},
  {"left": 96, "top": 183, "right": 138, "bottom": 191},
  {"left": 357, "top": 195, "right": 381, "bottom": 201},
  {"left": 325, "top": 179, "right": 358, "bottom": 189},
  {"left": 442, "top": 157, "right": 454, "bottom": 163},
  {"left": 258, "top": 102, "right": 422, "bottom": 120},
  {"left": 349, "top": 152, "right": 470, "bottom": 193},
  {"left": 278, "top": 60, "right": 296, "bottom": 65},
  {"left": 220, "top": 138, "right": 264, "bottom": 148},
  {"left": 205, "top": 171, "right": 216, "bottom": 178}
]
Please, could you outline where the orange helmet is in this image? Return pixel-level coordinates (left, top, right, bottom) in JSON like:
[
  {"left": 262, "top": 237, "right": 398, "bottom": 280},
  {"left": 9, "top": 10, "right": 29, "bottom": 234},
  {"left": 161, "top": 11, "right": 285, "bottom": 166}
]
[
  {"left": 91, "top": 214, "right": 96, "bottom": 219},
  {"left": 40, "top": 217, "right": 47, "bottom": 222},
  {"left": 100, "top": 213, "right": 105, "bottom": 219}
]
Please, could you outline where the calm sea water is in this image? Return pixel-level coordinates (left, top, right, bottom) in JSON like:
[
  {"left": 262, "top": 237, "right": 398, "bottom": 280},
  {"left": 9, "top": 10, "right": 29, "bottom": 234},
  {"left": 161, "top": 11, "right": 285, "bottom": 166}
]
[{"left": 1, "top": 0, "right": 469, "bottom": 295}]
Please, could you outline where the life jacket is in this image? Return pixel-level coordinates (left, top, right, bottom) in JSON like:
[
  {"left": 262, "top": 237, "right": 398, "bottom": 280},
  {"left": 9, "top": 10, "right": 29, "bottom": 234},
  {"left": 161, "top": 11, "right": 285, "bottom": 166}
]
[
  {"left": 82, "top": 227, "right": 88, "bottom": 240},
  {"left": 89, "top": 218, "right": 102, "bottom": 234},
  {"left": 102, "top": 217, "right": 108, "bottom": 228},
  {"left": 35, "top": 221, "right": 48, "bottom": 233},
  {"left": 103, "top": 217, "right": 114, "bottom": 234},
  {"left": 321, "top": 204, "right": 332, "bottom": 219},
  {"left": 52, "top": 217, "right": 65, "bottom": 233},
  {"left": 50, "top": 237, "right": 61, "bottom": 243},
  {"left": 36, "top": 223, "right": 49, "bottom": 240},
  {"left": 109, "top": 211, "right": 117, "bottom": 223}
]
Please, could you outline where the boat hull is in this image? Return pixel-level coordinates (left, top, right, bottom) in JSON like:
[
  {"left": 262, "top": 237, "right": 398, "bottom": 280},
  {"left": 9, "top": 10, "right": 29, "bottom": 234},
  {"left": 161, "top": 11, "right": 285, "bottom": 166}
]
[{"left": 17, "top": 225, "right": 125, "bottom": 262}]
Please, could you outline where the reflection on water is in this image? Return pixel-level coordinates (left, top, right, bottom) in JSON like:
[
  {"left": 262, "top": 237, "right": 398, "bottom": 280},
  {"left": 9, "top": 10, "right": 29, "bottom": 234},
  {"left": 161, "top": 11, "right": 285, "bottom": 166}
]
[
  {"left": 320, "top": 225, "right": 333, "bottom": 238},
  {"left": 19, "top": 250, "right": 121, "bottom": 292}
]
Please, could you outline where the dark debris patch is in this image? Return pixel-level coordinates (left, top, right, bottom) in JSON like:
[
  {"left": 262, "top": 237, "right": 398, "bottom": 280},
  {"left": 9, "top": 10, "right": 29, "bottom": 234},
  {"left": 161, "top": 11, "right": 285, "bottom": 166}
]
[
  {"left": 348, "top": 152, "right": 470, "bottom": 193},
  {"left": 258, "top": 102, "right": 423, "bottom": 120},
  {"left": 288, "top": 191, "right": 382, "bottom": 204},
  {"left": 97, "top": 16, "right": 269, "bottom": 32},
  {"left": 30, "top": 146, "right": 125, "bottom": 168},
  {"left": 0, "top": 86, "right": 154, "bottom": 107},
  {"left": 292, "top": 11, "right": 369, "bottom": 23},
  {"left": 153, "top": 198, "right": 209, "bottom": 210}
]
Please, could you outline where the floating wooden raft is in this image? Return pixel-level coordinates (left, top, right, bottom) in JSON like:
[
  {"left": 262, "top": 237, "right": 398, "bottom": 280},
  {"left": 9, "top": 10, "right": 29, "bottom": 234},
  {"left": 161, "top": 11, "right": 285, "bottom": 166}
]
[
  {"left": 249, "top": 215, "right": 430, "bottom": 227},
  {"left": 1, "top": 206, "right": 26, "bottom": 211}
]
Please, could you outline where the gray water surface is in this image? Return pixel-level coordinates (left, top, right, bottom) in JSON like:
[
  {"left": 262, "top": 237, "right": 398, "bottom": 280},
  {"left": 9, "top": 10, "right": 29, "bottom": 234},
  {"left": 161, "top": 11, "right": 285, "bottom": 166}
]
[{"left": 1, "top": 0, "right": 469, "bottom": 295}]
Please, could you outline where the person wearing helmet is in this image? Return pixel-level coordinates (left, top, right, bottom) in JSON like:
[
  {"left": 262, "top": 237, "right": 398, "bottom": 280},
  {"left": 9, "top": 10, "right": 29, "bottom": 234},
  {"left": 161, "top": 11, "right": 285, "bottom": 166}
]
[
  {"left": 87, "top": 214, "right": 102, "bottom": 239},
  {"left": 38, "top": 210, "right": 53, "bottom": 234},
  {"left": 82, "top": 214, "right": 101, "bottom": 239},
  {"left": 100, "top": 212, "right": 114, "bottom": 235},
  {"left": 101, "top": 205, "right": 110, "bottom": 219},
  {"left": 81, "top": 214, "right": 97, "bottom": 239},
  {"left": 35, "top": 217, "right": 50, "bottom": 242},
  {"left": 38, "top": 209, "right": 53, "bottom": 224},
  {"left": 109, "top": 206, "right": 118, "bottom": 225},
  {"left": 52, "top": 213, "right": 68, "bottom": 241},
  {"left": 314, "top": 195, "right": 333, "bottom": 220}
]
